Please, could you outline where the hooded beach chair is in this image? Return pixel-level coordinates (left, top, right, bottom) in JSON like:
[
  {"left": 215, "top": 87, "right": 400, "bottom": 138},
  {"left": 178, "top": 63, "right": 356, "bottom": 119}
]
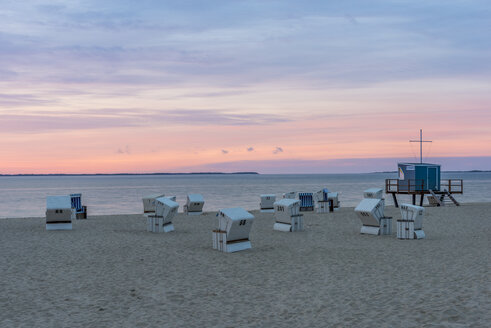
[
  {"left": 142, "top": 193, "right": 165, "bottom": 216},
  {"left": 184, "top": 194, "right": 204, "bottom": 215},
  {"left": 397, "top": 204, "right": 425, "bottom": 239},
  {"left": 46, "top": 196, "right": 73, "bottom": 231},
  {"left": 260, "top": 194, "right": 276, "bottom": 212},
  {"left": 212, "top": 207, "right": 254, "bottom": 253},
  {"left": 298, "top": 192, "right": 314, "bottom": 211},
  {"left": 70, "top": 193, "right": 87, "bottom": 219},
  {"left": 273, "top": 198, "right": 303, "bottom": 232},
  {"left": 282, "top": 192, "right": 296, "bottom": 199},
  {"left": 355, "top": 198, "right": 392, "bottom": 235},
  {"left": 147, "top": 197, "right": 179, "bottom": 233}
]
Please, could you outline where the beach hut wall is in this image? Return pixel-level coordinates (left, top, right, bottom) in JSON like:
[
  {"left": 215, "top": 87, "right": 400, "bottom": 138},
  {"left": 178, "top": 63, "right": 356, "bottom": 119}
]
[{"left": 398, "top": 163, "right": 441, "bottom": 192}]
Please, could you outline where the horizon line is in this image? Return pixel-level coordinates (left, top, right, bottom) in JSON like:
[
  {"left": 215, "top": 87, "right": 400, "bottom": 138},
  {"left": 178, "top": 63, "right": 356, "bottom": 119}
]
[{"left": 1, "top": 170, "right": 490, "bottom": 177}]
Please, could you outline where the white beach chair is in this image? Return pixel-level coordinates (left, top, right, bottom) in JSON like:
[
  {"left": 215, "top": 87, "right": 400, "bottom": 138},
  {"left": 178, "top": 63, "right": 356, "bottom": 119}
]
[
  {"left": 46, "top": 196, "right": 73, "bottom": 231},
  {"left": 328, "top": 192, "right": 340, "bottom": 208},
  {"left": 273, "top": 198, "right": 303, "bottom": 232},
  {"left": 142, "top": 193, "right": 165, "bottom": 216},
  {"left": 260, "top": 194, "right": 276, "bottom": 213},
  {"left": 184, "top": 194, "right": 204, "bottom": 215},
  {"left": 212, "top": 207, "right": 254, "bottom": 253},
  {"left": 354, "top": 198, "right": 392, "bottom": 235},
  {"left": 398, "top": 204, "right": 425, "bottom": 239},
  {"left": 363, "top": 188, "right": 384, "bottom": 199},
  {"left": 147, "top": 197, "right": 179, "bottom": 233},
  {"left": 282, "top": 192, "right": 296, "bottom": 199},
  {"left": 314, "top": 188, "right": 332, "bottom": 213}
]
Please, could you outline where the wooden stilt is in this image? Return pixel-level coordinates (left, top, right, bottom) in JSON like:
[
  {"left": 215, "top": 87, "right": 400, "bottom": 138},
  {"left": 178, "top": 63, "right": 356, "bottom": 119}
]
[
  {"left": 444, "top": 189, "right": 460, "bottom": 206},
  {"left": 419, "top": 194, "right": 424, "bottom": 206},
  {"left": 392, "top": 193, "right": 399, "bottom": 208},
  {"left": 412, "top": 194, "right": 416, "bottom": 205}
]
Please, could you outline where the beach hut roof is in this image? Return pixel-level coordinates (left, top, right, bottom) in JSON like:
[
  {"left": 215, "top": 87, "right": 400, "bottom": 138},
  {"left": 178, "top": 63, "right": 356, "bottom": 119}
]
[
  {"left": 143, "top": 193, "right": 165, "bottom": 200},
  {"left": 188, "top": 194, "right": 204, "bottom": 202},
  {"left": 274, "top": 198, "right": 300, "bottom": 207},
  {"left": 220, "top": 207, "right": 254, "bottom": 221},
  {"left": 364, "top": 188, "right": 383, "bottom": 193},
  {"left": 156, "top": 197, "right": 179, "bottom": 209},
  {"left": 260, "top": 194, "right": 276, "bottom": 198},
  {"left": 399, "top": 162, "right": 440, "bottom": 167},
  {"left": 47, "top": 195, "right": 72, "bottom": 209},
  {"left": 354, "top": 198, "right": 383, "bottom": 214}
]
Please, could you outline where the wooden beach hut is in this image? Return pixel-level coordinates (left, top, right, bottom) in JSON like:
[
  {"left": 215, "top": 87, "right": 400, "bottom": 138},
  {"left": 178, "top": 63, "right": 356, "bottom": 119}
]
[{"left": 385, "top": 130, "right": 463, "bottom": 207}]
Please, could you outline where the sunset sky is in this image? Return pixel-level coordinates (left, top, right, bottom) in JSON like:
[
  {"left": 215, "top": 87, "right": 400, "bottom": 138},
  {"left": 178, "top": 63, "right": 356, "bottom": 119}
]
[{"left": 1, "top": 0, "right": 490, "bottom": 174}]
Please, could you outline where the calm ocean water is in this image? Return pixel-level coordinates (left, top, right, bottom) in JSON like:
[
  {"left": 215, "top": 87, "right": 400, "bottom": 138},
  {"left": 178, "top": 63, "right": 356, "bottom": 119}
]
[{"left": 0, "top": 172, "right": 489, "bottom": 218}]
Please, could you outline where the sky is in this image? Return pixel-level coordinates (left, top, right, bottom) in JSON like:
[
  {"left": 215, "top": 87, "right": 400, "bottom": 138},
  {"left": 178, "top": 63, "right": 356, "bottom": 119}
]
[{"left": 1, "top": 0, "right": 490, "bottom": 174}]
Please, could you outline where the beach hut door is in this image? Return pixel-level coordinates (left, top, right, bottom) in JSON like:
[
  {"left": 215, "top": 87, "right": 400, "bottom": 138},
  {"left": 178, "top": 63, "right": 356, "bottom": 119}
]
[{"left": 427, "top": 167, "right": 437, "bottom": 190}]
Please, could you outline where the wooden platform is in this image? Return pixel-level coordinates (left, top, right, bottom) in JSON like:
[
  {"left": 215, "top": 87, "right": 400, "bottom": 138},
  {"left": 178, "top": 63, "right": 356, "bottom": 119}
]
[{"left": 385, "top": 179, "right": 463, "bottom": 207}]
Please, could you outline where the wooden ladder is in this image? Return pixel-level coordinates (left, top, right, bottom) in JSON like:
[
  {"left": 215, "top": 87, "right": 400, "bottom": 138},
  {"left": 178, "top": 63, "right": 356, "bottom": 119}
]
[
  {"left": 428, "top": 189, "right": 443, "bottom": 206},
  {"left": 444, "top": 189, "right": 460, "bottom": 206}
]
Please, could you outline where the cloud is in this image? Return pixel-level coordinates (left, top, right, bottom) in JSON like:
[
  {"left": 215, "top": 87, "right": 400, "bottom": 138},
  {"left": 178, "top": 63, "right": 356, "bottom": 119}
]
[
  {"left": 1, "top": 1, "right": 490, "bottom": 91},
  {"left": 0, "top": 108, "right": 290, "bottom": 133},
  {"left": 247, "top": 147, "right": 254, "bottom": 152},
  {"left": 221, "top": 149, "right": 229, "bottom": 154},
  {"left": 179, "top": 156, "right": 491, "bottom": 174},
  {"left": 273, "top": 147, "right": 283, "bottom": 154},
  {"left": 116, "top": 145, "right": 130, "bottom": 154}
]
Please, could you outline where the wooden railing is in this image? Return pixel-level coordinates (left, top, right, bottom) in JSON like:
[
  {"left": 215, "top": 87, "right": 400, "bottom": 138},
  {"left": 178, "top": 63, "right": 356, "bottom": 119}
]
[
  {"left": 385, "top": 179, "right": 464, "bottom": 194},
  {"left": 385, "top": 179, "right": 425, "bottom": 193},
  {"left": 441, "top": 179, "right": 463, "bottom": 193}
]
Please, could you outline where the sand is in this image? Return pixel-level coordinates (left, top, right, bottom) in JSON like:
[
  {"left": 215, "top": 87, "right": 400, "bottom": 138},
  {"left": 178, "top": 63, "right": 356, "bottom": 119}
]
[{"left": 1, "top": 203, "right": 489, "bottom": 328}]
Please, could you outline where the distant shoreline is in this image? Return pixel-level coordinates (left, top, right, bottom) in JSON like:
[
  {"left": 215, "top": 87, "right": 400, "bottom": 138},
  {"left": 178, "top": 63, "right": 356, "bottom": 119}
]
[
  {"left": 0, "top": 170, "right": 489, "bottom": 177},
  {"left": 0, "top": 172, "right": 259, "bottom": 177}
]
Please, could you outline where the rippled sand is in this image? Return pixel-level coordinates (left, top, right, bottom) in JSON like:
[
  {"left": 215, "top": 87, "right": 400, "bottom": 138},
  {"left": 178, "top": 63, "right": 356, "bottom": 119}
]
[{"left": 1, "top": 203, "right": 489, "bottom": 327}]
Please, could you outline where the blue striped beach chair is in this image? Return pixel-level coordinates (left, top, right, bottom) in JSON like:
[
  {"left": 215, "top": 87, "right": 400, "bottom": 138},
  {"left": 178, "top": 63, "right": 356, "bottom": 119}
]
[
  {"left": 70, "top": 193, "right": 87, "bottom": 219},
  {"left": 298, "top": 192, "right": 314, "bottom": 211}
]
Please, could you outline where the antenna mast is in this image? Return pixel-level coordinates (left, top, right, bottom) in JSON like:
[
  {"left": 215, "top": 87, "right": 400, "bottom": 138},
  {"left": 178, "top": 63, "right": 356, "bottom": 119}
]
[{"left": 410, "top": 129, "right": 432, "bottom": 164}]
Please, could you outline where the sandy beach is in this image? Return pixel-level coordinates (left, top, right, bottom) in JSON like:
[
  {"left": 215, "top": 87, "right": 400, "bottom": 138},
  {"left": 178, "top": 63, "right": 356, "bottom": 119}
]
[{"left": 1, "top": 203, "right": 489, "bottom": 328}]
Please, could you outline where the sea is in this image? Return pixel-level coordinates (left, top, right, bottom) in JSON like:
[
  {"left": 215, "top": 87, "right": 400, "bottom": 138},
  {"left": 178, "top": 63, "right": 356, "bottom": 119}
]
[{"left": 0, "top": 172, "right": 489, "bottom": 218}]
